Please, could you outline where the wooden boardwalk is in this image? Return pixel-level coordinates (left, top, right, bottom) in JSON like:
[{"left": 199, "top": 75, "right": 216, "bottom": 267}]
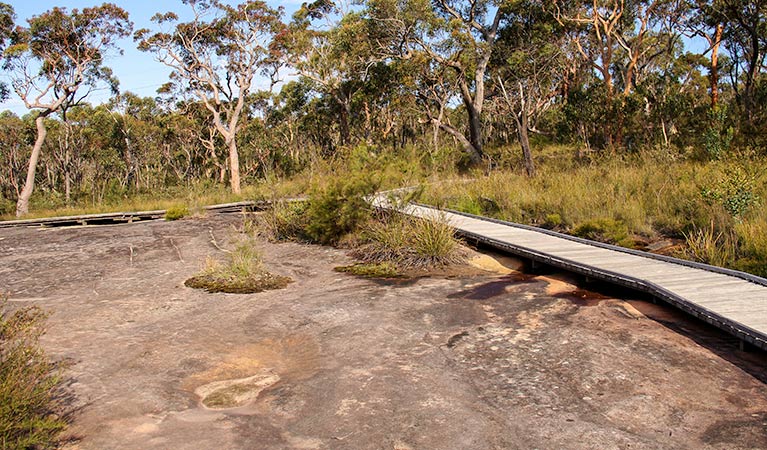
[
  {"left": 0, "top": 201, "right": 271, "bottom": 229},
  {"left": 375, "top": 197, "right": 767, "bottom": 350}
]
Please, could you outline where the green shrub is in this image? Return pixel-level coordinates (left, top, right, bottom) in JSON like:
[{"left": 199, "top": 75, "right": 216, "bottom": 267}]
[
  {"left": 0, "top": 299, "right": 67, "bottom": 449},
  {"left": 733, "top": 219, "right": 767, "bottom": 277},
  {"left": 543, "top": 213, "right": 563, "bottom": 229},
  {"left": 185, "top": 240, "right": 292, "bottom": 294},
  {"left": 0, "top": 196, "right": 14, "bottom": 216},
  {"left": 451, "top": 197, "right": 483, "bottom": 216},
  {"left": 701, "top": 168, "right": 760, "bottom": 219},
  {"left": 702, "top": 106, "right": 734, "bottom": 160},
  {"left": 164, "top": 205, "right": 190, "bottom": 221},
  {"left": 572, "top": 218, "right": 632, "bottom": 247},
  {"left": 304, "top": 173, "right": 379, "bottom": 245}
]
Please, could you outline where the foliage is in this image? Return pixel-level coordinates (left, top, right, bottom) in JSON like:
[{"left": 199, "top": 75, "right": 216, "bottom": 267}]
[
  {"left": 733, "top": 219, "right": 767, "bottom": 278},
  {"left": 422, "top": 150, "right": 767, "bottom": 276},
  {"left": 700, "top": 167, "right": 760, "bottom": 219},
  {"left": 702, "top": 106, "right": 734, "bottom": 160},
  {"left": 184, "top": 240, "right": 292, "bottom": 294},
  {"left": 0, "top": 298, "right": 67, "bottom": 449},
  {"left": 164, "top": 205, "right": 189, "bottom": 221},
  {"left": 682, "top": 222, "right": 736, "bottom": 268},
  {"left": 135, "top": 0, "right": 284, "bottom": 194},
  {"left": 247, "top": 201, "right": 310, "bottom": 242},
  {"left": 3, "top": 3, "right": 133, "bottom": 216},
  {"left": 303, "top": 173, "right": 380, "bottom": 245}
]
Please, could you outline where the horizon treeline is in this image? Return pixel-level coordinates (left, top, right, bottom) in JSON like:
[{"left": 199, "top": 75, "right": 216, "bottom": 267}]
[{"left": 0, "top": 0, "right": 765, "bottom": 215}]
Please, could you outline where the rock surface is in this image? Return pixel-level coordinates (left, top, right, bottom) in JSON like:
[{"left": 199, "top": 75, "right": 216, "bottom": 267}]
[{"left": 1, "top": 214, "right": 766, "bottom": 449}]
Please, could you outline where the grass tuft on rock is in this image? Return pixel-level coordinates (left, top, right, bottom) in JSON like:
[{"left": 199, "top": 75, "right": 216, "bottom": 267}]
[
  {"left": 185, "top": 241, "right": 292, "bottom": 294},
  {"left": 350, "top": 214, "right": 466, "bottom": 271},
  {"left": 247, "top": 201, "right": 310, "bottom": 242}
]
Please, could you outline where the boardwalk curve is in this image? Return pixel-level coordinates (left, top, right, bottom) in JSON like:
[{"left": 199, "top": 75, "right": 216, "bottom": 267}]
[{"left": 374, "top": 196, "right": 767, "bottom": 350}]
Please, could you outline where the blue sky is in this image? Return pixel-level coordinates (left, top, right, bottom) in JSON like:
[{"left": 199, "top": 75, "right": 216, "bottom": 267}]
[{"left": 2, "top": 1, "right": 302, "bottom": 115}]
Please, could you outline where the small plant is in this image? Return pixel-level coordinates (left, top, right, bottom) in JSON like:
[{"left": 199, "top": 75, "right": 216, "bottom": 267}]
[
  {"left": 682, "top": 221, "right": 736, "bottom": 268},
  {"left": 165, "top": 205, "right": 190, "bottom": 221},
  {"left": 733, "top": 219, "right": 767, "bottom": 277},
  {"left": 702, "top": 106, "right": 734, "bottom": 160},
  {"left": 185, "top": 240, "right": 292, "bottom": 294},
  {"left": 572, "top": 218, "right": 631, "bottom": 247},
  {"left": 0, "top": 298, "right": 67, "bottom": 449},
  {"left": 543, "top": 213, "right": 563, "bottom": 229},
  {"left": 254, "top": 201, "right": 310, "bottom": 242},
  {"left": 701, "top": 168, "right": 759, "bottom": 219},
  {"left": 0, "top": 196, "right": 14, "bottom": 216}
]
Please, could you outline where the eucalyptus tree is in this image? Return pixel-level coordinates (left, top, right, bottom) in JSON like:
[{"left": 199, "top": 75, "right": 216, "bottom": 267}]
[
  {"left": 136, "top": 0, "right": 284, "bottom": 194},
  {"left": 547, "top": 0, "right": 684, "bottom": 148},
  {"left": 2, "top": 4, "right": 132, "bottom": 216},
  {"left": 283, "top": 1, "right": 380, "bottom": 148},
  {"left": 716, "top": 0, "right": 767, "bottom": 129},
  {"left": 681, "top": 1, "right": 726, "bottom": 109},
  {"left": 0, "top": 3, "right": 14, "bottom": 101},
  {"left": 491, "top": 2, "right": 575, "bottom": 176},
  {"left": 367, "top": 0, "right": 511, "bottom": 164},
  {"left": 0, "top": 111, "right": 28, "bottom": 208}
]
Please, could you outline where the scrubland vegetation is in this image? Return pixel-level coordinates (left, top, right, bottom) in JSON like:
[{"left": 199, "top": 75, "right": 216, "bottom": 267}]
[
  {"left": 0, "top": 299, "right": 67, "bottom": 449},
  {"left": 1, "top": 0, "right": 767, "bottom": 273},
  {"left": 3, "top": 1, "right": 767, "bottom": 445}
]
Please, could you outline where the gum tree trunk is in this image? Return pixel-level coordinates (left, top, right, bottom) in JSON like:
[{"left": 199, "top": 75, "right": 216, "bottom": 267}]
[{"left": 16, "top": 115, "right": 48, "bottom": 217}]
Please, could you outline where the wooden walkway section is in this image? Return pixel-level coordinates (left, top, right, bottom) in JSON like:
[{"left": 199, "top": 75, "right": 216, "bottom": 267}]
[
  {"left": 0, "top": 201, "right": 272, "bottom": 229},
  {"left": 374, "top": 196, "right": 767, "bottom": 350}
]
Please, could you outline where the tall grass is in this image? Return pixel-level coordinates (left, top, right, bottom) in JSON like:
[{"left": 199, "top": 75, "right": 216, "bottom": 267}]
[
  {"left": 422, "top": 150, "right": 767, "bottom": 276},
  {"left": 351, "top": 214, "right": 465, "bottom": 269}
]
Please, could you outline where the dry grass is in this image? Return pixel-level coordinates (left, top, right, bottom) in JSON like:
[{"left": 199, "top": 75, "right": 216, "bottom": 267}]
[
  {"left": 350, "top": 214, "right": 466, "bottom": 270},
  {"left": 422, "top": 151, "right": 767, "bottom": 276}
]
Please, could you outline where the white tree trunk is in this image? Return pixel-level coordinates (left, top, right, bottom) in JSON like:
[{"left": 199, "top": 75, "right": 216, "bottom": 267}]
[
  {"left": 228, "top": 138, "right": 241, "bottom": 195},
  {"left": 16, "top": 116, "right": 48, "bottom": 217}
]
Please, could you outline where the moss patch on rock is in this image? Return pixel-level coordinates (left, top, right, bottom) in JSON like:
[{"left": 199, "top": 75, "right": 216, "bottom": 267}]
[
  {"left": 334, "top": 262, "right": 402, "bottom": 279},
  {"left": 185, "top": 271, "right": 292, "bottom": 294}
]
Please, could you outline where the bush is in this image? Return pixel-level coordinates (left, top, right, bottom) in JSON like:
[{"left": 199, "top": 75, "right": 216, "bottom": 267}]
[
  {"left": 0, "top": 299, "right": 67, "bottom": 449},
  {"left": 702, "top": 106, "right": 734, "bottom": 160},
  {"left": 733, "top": 219, "right": 767, "bottom": 277},
  {"left": 700, "top": 168, "right": 760, "bottom": 219},
  {"left": 0, "top": 196, "right": 14, "bottom": 217},
  {"left": 164, "top": 205, "right": 190, "bottom": 221},
  {"left": 543, "top": 213, "right": 564, "bottom": 229},
  {"left": 303, "top": 174, "right": 379, "bottom": 245},
  {"left": 185, "top": 240, "right": 292, "bottom": 294}
]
